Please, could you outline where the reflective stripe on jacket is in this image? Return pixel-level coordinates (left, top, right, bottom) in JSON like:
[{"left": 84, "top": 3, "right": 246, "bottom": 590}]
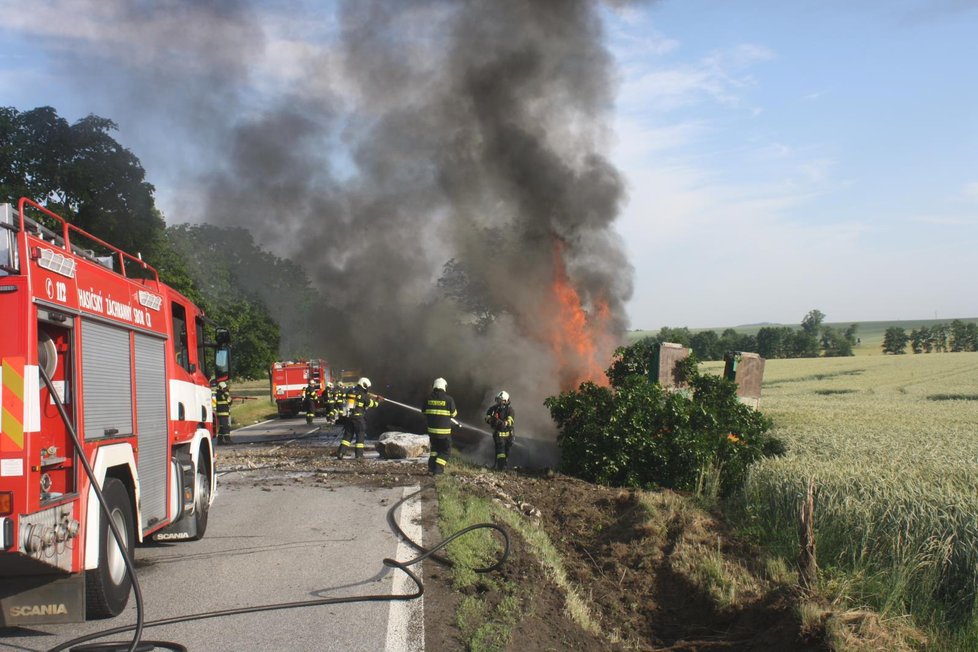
[
  {"left": 422, "top": 389, "right": 457, "bottom": 436},
  {"left": 216, "top": 388, "right": 231, "bottom": 417}
]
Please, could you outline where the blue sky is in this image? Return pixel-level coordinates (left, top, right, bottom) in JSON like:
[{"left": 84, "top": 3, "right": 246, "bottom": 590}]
[
  {"left": 607, "top": 0, "right": 978, "bottom": 328},
  {"left": 1, "top": 0, "right": 975, "bottom": 329}
]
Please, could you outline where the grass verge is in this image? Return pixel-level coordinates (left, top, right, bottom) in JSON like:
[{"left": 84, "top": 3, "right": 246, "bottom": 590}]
[
  {"left": 436, "top": 473, "right": 524, "bottom": 652},
  {"left": 229, "top": 378, "right": 278, "bottom": 427}
]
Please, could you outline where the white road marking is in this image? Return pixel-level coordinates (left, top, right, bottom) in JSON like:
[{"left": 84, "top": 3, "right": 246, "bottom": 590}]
[
  {"left": 233, "top": 418, "right": 278, "bottom": 431},
  {"left": 385, "top": 485, "right": 425, "bottom": 652}
]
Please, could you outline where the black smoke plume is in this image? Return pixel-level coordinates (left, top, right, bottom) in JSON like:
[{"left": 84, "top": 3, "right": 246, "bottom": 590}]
[{"left": 17, "top": 0, "right": 635, "bottom": 461}]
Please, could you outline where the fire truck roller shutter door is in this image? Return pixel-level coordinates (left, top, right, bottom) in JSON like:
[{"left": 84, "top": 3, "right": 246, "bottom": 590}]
[
  {"left": 80, "top": 320, "right": 133, "bottom": 441},
  {"left": 134, "top": 333, "right": 168, "bottom": 531}
]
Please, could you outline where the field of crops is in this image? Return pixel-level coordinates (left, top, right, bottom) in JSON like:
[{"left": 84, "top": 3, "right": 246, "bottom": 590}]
[{"left": 709, "top": 352, "right": 978, "bottom": 645}]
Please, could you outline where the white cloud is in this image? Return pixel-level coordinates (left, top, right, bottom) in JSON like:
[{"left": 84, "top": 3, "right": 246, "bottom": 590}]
[
  {"left": 617, "top": 43, "right": 773, "bottom": 114},
  {"left": 963, "top": 181, "right": 978, "bottom": 200}
]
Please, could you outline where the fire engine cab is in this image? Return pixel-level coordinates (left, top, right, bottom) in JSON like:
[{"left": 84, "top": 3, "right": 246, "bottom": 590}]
[
  {"left": 0, "top": 198, "right": 230, "bottom": 625},
  {"left": 270, "top": 359, "right": 331, "bottom": 417}
]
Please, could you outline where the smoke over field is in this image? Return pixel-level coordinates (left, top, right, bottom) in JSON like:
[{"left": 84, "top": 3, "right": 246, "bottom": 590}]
[{"left": 13, "top": 0, "right": 634, "bottom": 443}]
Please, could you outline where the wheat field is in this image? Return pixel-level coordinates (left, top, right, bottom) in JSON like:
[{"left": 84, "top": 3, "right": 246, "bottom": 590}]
[{"left": 706, "top": 352, "right": 978, "bottom": 644}]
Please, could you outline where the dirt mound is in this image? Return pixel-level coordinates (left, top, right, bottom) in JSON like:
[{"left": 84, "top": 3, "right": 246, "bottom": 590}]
[{"left": 460, "top": 470, "right": 824, "bottom": 651}]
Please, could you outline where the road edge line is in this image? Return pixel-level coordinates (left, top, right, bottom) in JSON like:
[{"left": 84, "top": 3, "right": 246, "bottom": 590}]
[
  {"left": 385, "top": 484, "right": 425, "bottom": 652},
  {"left": 233, "top": 418, "right": 277, "bottom": 432}
]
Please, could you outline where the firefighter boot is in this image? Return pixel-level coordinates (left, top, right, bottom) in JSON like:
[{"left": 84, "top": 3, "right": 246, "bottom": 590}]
[
  {"left": 354, "top": 446, "right": 365, "bottom": 460},
  {"left": 336, "top": 442, "right": 349, "bottom": 460},
  {"left": 495, "top": 456, "right": 506, "bottom": 471},
  {"left": 306, "top": 413, "right": 314, "bottom": 424},
  {"left": 220, "top": 435, "right": 233, "bottom": 445}
]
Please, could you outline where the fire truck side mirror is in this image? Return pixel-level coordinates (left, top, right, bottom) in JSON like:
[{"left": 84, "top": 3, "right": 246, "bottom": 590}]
[{"left": 216, "top": 328, "right": 230, "bottom": 346}]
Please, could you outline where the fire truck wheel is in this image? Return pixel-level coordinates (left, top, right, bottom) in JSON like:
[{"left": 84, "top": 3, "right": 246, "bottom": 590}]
[
  {"left": 190, "top": 466, "right": 210, "bottom": 540},
  {"left": 86, "top": 478, "right": 135, "bottom": 619}
]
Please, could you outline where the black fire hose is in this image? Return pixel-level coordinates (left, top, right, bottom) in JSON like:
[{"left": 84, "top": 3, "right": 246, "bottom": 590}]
[{"left": 39, "top": 367, "right": 509, "bottom": 652}]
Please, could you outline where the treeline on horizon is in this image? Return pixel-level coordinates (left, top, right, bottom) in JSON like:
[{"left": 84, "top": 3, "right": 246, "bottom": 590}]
[
  {"left": 881, "top": 321, "right": 978, "bottom": 355},
  {"left": 0, "top": 105, "right": 325, "bottom": 379},
  {"left": 640, "top": 309, "right": 858, "bottom": 360}
]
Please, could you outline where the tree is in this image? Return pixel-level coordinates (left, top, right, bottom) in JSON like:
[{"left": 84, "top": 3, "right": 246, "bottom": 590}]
[
  {"left": 437, "top": 258, "right": 497, "bottom": 332},
  {"left": 844, "top": 323, "right": 858, "bottom": 346},
  {"left": 790, "top": 329, "right": 820, "bottom": 358},
  {"left": 719, "top": 328, "right": 756, "bottom": 356},
  {"left": 820, "top": 326, "right": 854, "bottom": 357},
  {"left": 950, "top": 320, "right": 978, "bottom": 352},
  {"left": 931, "top": 323, "right": 949, "bottom": 353},
  {"left": 168, "top": 224, "right": 298, "bottom": 377},
  {"left": 756, "top": 326, "right": 787, "bottom": 359},
  {"left": 547, "top": 343, "right": 782, "bottom": 496},
  {"left": 0, "top": 106, "right": 165, "bottom": 261},
  {"left": 801, "top": 309, "right": 826, "bottom": 335},
  {"left": 654, "top": 326, "right": 693, "bottom": 348},
  {"left": 909, "top": 327, "right": 931, "bottom": 354},
  {"left": 605, "top": 337, "right": 658, "bottom": 388},
  {"left": 882, "top": 327, "right": 909, "bottom": 355},
  {"left": 689, "top": 330, "right": 721, "bottom": 361}
]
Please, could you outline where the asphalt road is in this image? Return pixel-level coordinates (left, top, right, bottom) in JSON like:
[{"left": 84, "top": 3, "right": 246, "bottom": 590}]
[{"left": 0, "top": 418, "right": 426, "bottom": 652}]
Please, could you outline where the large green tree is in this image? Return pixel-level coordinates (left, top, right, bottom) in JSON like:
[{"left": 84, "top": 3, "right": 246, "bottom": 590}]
[
  {"left": 1, "top": 105, "right": 280, "bottom": 378},
  {"left": 801, "top": 309, "right": 825, "bottom": 335},
  {"left": 0, "top": 106, "right": 165, "bottom": 259}
]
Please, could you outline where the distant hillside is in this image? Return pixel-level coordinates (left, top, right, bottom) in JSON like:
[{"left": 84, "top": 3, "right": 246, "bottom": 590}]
[{"left": 627, "top": 317, "right": 978, "bottom": 356}]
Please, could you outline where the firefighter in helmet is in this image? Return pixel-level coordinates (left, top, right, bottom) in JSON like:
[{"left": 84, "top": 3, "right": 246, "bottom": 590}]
[
  {"left": 324, "top": 381, "right": 340, "bottom": 423},
  {"left": 423, "top": 378, "right": 457, "bottom": 475},
  {"left": 215, "top": 381, "right": 232, "bottom": 445},
  {"left": 336, "top": 377, "right": 382, "bottom": 459},
  {"left": 485, "top": 391, "right": 515, "bottom": 470},
  {"left": 301, "top": 379, "right": 319, "bottom": 424}
]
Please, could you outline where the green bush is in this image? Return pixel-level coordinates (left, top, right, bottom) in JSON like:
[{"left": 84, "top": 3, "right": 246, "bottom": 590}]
[{"left": 546, "top": 349, "right": 781, "bottom": 496}]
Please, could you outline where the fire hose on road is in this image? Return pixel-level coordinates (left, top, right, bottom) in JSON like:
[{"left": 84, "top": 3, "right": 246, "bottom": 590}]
[{"left": 39, "top": 367, "right": 510, "bottom": 652}]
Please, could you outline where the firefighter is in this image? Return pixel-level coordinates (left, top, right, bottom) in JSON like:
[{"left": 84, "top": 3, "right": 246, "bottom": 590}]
[
  {"left": 423, "top": 378, "right": 457, "bottom": 475},
  {"left": 209, "top": 376, "right": 218, "bottom": 433},
  {"left": 324, "top": 381, "right": 339, "bottom": 422},
  {"left": 215, "top": 381, "right": 232, "bottom": 445},
  {"left": 301, "top": 379, "right": 319, "bottom": 424},
  {"left": 336, "top": 377, "right": 382, "bottom": 459},
  {"left": 485, "top": 391, "right": 515, "bottom": 470}
]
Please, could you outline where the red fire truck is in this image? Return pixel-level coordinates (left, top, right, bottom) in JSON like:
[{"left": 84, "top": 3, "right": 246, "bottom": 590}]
[
  {"left": 0, "top": 198, "right": 230, "bottom": 625},
  {"left": 269, "top": 359, "right": 331, "bottom": 417}
]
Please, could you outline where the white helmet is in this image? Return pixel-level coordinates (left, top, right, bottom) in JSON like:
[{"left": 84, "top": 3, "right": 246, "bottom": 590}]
[
  {"left": 433, "top": 377, "right": 448, "bottom": 391},
  {"left": 358, "top": 377, "right": 371, "bottom": 389},
  {"left": 218, "top": 381, "right": 227, "bottom": 389},
  {"left": 326, "top": 381, "right": 334, "bottom": 389},
  {"left": 496, "top": 390, "right": 509, "bottom": 403}
]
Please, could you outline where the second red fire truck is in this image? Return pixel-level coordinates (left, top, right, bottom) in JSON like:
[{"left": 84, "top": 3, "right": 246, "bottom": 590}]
[
  {"left": 0, "top": 198, "right": 230, "bottom": 625},
  {"left": 269, "top": 359, "right": 332, "bottom": 417}
]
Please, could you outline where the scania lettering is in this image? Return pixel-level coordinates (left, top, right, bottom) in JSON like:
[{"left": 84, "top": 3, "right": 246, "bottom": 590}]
[
  {"left": 11, "top": 604, "right": 69, "bottom": 617},
  {"left": 0, "top": 198, "right": 231, "bottom": 625}
]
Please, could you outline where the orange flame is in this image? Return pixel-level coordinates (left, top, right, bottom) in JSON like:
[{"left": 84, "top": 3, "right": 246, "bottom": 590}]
[{"left": 547, "top": 241, "right": 613, "bottom": 390}]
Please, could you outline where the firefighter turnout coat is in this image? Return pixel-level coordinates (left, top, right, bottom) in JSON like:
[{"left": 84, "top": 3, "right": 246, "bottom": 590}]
[{"left": 422, "top": 389, "right": 457, "bottom": 436}]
